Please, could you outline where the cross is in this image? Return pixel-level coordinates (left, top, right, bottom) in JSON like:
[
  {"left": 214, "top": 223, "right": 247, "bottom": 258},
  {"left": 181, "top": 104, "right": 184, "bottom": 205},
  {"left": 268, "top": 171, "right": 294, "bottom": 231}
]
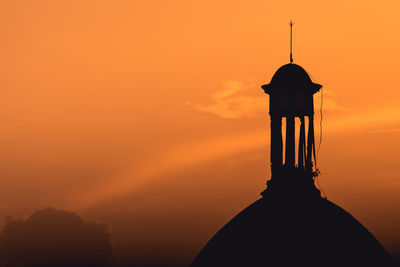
[{"left": 290, "top": 20, "right": 294, "bottom": 63}]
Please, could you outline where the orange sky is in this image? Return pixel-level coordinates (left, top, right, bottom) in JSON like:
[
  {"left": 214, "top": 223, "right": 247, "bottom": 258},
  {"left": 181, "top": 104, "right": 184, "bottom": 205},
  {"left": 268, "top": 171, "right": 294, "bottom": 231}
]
[{"left": 0, "top": 0, "right": 400, "bottom": 264}]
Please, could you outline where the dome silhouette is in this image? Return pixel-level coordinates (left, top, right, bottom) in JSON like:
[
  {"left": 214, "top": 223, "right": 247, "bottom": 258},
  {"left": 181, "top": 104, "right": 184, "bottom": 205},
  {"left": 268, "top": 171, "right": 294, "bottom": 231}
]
[
  {"left": 191, "top": 192, "right": 393, "bottom": 267},
  {"left": 192, "top": 39, "right": 394, "bottom": 266},
  {"left": 262, "top": 63, "right": 321, "bottom": 94}
]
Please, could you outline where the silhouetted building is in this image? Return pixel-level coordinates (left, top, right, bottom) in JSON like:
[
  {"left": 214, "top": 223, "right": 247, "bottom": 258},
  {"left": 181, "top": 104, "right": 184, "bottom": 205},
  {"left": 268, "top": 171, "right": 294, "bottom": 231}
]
[
  {"left": 191, "top": 29, "right": 393, "bottom": 266},
  {"left": 261, "top": 62, "right": 321, "bottom": 198}
]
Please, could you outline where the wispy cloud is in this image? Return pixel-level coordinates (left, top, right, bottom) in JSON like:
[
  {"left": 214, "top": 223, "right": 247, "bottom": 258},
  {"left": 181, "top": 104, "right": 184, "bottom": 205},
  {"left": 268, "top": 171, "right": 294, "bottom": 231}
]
[
  {"left": 326, "top": 105, "right": 400, "bottom": 133},
  {"left": 364, "top": 127, "right": 400, "bottom": 134},
  {"left": 314, "top": 89, "right": 347, "bottom": 112},
  {"left": 193, "top": 81, "right": 266, "bottom": 119},
  {"left": 193, "top": 81, "right": 346, "bottom": 119}
]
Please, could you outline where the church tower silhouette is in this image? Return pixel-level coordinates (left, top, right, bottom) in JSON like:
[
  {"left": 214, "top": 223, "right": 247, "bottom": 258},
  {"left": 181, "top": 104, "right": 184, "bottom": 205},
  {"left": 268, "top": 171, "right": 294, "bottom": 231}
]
[
  {"left": 191, "top": 23, "right": 394, "bottom": 267},
  {"left": 261, "top": 62, "right": 321, "bottom": 199}
]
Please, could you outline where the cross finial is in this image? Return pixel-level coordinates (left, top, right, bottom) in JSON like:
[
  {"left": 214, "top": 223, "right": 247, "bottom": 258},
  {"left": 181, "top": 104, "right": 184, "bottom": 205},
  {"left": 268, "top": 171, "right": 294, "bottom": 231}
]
[{"left": 290, "top": 20, "right": 294, "bottom": 63}]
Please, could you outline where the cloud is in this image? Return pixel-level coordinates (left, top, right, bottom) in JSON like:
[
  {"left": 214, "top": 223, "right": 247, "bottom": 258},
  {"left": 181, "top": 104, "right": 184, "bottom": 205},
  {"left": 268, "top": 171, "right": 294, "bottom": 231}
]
[
  {"left": 0, "top": 207, "right": 114, "bottom": 267},
  {"left": 314, "top": 88, "right": 347, "bottom": 112},
  {"left": 193, "top": 81, "right": 266, "bottom": 119},
  {"left": 363, "top": 127, "right": 400, "bottom": 134},
  {"left": 326, "top": 105, "right": 400, "bottom": 133},
  {"left": 193, "top": 81, "right": 346, "bottom": 119}
]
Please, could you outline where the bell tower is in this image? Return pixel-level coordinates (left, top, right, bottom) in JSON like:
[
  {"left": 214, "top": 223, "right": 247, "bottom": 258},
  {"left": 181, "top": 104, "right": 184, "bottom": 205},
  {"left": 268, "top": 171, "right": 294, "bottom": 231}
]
[
  {"left": 192, "top": 22, "right": 394, "bottom": 267},
  {"left": 261, "top": 23, "right": 322, "bottom": 196}
]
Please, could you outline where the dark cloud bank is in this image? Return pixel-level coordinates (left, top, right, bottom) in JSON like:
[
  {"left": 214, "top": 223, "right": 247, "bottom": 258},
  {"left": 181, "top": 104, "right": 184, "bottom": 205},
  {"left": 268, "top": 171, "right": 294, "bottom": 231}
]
[
  {"left": 0, "top": 207, "right": 113, "bottom": 267},
  {"left": 0, "top": 206, "right": 398, "bottom": 267}
]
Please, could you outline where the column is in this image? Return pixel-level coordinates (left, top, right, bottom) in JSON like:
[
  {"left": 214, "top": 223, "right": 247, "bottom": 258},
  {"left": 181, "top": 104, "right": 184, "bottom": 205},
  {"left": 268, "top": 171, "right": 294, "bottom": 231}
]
[
  {"left": 270, "top": 115, "right": 282, "bottom": 174},
  {"left": 285, "top": 116, "right": 295, "bottom": 167}
]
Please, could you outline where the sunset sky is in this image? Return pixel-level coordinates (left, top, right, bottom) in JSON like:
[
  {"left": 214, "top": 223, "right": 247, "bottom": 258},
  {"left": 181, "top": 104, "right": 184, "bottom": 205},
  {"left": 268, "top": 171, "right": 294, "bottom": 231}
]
[{"left": 0, "top": 0, "right": 400, "bottom": 265}]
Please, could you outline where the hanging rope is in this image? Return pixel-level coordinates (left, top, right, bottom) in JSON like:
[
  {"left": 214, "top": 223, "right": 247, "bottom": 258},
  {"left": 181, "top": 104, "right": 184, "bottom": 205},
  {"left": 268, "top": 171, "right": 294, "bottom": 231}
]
[
  {"left": 306, "top": 70, "right": 327, "bottom": 199},
  {"left": 316, "top": 84, "right": 326, "bottom": 198},
  {"left": 317, "top": 86, "right": 323, "bottom": 165},
  {"left": 305, "top": 70, "right": 323, "bottom": 166}
]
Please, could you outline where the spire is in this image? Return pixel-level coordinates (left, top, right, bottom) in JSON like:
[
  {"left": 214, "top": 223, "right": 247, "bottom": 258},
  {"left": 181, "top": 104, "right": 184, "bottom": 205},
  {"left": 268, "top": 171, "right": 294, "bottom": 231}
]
[{"left": 290, "top": 20, "right": 294, "bottom": 63}]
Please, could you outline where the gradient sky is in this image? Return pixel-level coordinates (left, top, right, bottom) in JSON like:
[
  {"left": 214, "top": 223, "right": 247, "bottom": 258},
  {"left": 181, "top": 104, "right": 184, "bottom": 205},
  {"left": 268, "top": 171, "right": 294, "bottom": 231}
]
[{"left": 0, "top": 0, "right": 400, "bottom": 265}]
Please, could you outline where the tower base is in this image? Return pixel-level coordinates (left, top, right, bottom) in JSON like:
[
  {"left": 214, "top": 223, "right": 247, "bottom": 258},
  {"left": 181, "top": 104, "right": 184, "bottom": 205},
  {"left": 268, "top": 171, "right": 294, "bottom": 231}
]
[{"left": 261, "top": 166, "right": 321, "bottom": 199}]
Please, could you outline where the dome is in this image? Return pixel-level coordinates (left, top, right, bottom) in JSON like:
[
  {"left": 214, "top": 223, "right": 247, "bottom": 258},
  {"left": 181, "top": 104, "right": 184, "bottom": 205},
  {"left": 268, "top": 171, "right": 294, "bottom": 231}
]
[
  {"left": 262, "top": 63, "right": 322, "bottom": 95},
  {"left": 191, "top": 193, "right": 393, "bottom": 267}
]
